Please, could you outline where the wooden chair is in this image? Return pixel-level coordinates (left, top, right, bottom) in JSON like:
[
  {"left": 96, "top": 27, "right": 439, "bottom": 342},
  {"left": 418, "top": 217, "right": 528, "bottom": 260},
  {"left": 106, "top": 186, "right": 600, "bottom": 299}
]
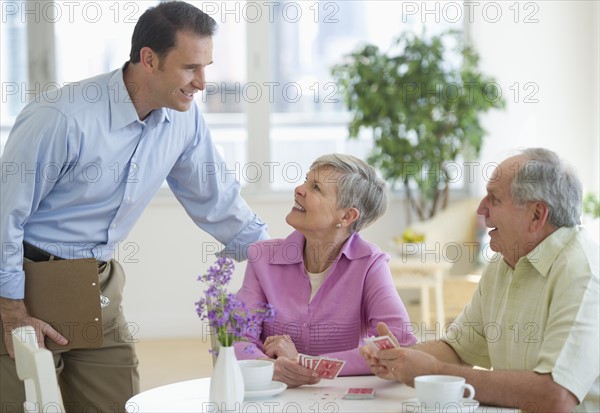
[{"left": 11, "top": 326, "right": 64, "bottom": 413}]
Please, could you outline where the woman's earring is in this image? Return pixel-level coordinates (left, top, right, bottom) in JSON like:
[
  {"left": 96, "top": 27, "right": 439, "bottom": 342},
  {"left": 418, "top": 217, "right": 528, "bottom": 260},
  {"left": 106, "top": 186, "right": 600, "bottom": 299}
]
[{"left": 335, "top": 223, "right": 342, "bottom": 229}]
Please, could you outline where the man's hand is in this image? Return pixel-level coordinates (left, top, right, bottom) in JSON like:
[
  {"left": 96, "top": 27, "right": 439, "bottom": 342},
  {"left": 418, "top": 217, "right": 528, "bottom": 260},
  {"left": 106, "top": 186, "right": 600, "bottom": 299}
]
[
  {"left": 360, "top": 321, "right": 443, "bottom": 385},
  {"left": 377, "top": 346, "right": 443, "bottom": 386},
  {"left": 0, "top": 297, "right": 68, "bottom": 357},
  {"left": 360, "top": 321, "right": 400, "bottom": 379},
  {"left": 263, "top": 335, "right": 298, "bottom": 360},
  {"left": 272, "top": 356, "right": 320, "bottom": 388},
  {"left": 360, "top": 343, "right": 396, "bottom": 379}
]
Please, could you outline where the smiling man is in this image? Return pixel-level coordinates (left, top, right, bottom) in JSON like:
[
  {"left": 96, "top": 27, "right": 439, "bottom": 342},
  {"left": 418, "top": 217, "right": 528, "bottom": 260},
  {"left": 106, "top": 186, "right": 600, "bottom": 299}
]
[
  {"left": 0, "top": 2, "right": 268, "bottom": 411},
  {"left": 361, "top": 148, "right": 599, "bottom": 412}
]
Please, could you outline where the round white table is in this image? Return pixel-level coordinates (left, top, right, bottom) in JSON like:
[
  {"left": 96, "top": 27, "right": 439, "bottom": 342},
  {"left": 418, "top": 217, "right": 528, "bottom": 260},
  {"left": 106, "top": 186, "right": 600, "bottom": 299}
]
[{"left": 126, "top": 375, "right": 515, "bottom": 412}]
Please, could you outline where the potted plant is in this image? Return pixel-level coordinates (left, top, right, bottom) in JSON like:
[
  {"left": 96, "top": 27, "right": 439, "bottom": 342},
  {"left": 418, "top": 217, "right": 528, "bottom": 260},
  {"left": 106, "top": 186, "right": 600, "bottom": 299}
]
[{"left": 332, "top": 30, "right": 505, "bottom": 222}]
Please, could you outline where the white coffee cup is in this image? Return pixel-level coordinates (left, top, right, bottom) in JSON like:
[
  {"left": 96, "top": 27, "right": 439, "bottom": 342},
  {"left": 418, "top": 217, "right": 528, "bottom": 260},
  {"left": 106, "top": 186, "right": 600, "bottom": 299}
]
[
  {"left": 238, "top": 360, "right": 274, "bottom": 391},
  {"left": 415, "top": 375, "right": 476, "bottom": 409}
]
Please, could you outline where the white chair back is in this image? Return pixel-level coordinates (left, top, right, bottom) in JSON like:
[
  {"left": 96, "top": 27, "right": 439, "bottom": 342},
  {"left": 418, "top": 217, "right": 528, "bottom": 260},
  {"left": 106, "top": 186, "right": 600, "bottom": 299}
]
[{"left": 12, "top": 326, "right": 64, "bottom": 413}]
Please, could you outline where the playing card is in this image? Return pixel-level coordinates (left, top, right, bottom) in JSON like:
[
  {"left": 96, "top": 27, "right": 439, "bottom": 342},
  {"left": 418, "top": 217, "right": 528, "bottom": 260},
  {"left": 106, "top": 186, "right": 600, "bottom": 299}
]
[
  {"left": 368, "top": 335, "right": 398, "bottom": 350},
  {"left": 343, "top": 388, "right": 375, "bottom": 400},
  {"left": 296, "top": 354, "right": 345, "bottom": 379},
  {"left": 298, "top": 354, "right": 315, "bottom": 369},
  {"left": 314, "top": 357, "right": 345, "bottom": 379}
]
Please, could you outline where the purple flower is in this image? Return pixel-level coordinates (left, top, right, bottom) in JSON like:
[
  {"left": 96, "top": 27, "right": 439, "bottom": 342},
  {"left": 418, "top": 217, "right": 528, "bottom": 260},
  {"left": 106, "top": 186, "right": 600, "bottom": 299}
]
[{"left": 196, "top": 258, "right": 275, "bottom": 349}]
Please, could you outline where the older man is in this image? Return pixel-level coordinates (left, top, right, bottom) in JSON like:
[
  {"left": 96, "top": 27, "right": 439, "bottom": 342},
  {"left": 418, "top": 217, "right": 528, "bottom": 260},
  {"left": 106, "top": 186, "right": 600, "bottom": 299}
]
[{"left": 362, "top": 148, "right": 599, "bottom": 412}]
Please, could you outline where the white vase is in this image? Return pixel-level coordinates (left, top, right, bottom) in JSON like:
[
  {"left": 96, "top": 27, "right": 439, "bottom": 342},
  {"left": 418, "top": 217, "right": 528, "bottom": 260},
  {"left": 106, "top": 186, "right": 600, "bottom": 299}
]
[{"left": 209, "top": 346, "right": 245, "bottom": 412}]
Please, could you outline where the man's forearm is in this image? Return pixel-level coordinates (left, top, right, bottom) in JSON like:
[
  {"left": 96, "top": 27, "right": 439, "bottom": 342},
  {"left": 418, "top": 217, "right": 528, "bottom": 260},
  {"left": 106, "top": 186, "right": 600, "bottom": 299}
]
[
  {"left": 435, "top": 363, "right": 578, "bottom": 412},
  {"left": 0, "top": 297, "right": 28, "bottom": 325},
  {"left": 412, "top": 340, "right": 466, "bottom": 365},
  {"left": 410, "top": 341, "right": 578, "bottom": 411}
]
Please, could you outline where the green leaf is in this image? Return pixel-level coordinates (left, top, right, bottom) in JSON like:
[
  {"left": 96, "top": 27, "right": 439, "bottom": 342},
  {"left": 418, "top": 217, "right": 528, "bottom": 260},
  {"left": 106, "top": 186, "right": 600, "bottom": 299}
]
[{"left": 331, "top": 29, "right": 505, "bottom": 221}]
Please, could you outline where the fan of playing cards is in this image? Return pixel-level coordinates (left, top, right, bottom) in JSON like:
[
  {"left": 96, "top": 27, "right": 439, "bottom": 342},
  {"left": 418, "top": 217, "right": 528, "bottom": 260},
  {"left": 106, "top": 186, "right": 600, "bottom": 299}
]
[{"left": 297, "top": 354, "right": 346, "bottom": 380}]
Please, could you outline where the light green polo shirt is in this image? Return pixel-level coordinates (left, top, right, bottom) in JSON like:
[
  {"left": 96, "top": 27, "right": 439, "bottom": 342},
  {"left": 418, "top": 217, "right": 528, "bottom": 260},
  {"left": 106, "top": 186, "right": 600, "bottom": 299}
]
[{"left": 444, "top": 226, "right": 599, "bottom": 412}]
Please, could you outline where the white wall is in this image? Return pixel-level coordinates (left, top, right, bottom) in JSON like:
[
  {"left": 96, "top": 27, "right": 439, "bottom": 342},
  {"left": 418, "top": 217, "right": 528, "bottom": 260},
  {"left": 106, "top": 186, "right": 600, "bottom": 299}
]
[
  {"left": 122, "top": 1, "right": 600, "bottom": 339},
  {"left": 469, "top": 0, "right": 600, "bottom": 195},
  {"left": 120, "top": 194, "right": 411, "bottom": 340}
]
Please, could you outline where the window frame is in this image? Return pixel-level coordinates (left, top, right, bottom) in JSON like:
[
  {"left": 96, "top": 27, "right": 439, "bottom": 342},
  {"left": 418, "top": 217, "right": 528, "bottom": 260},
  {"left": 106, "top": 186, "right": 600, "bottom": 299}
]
[{"left": 2, "top": 1, "right": 470, "bottom": 198}]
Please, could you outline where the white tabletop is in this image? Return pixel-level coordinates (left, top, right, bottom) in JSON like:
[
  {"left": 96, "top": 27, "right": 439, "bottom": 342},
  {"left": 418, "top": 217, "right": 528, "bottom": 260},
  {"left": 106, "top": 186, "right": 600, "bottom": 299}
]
[{"left": 126, "top": 375, "right": 517, "bottom": 413}]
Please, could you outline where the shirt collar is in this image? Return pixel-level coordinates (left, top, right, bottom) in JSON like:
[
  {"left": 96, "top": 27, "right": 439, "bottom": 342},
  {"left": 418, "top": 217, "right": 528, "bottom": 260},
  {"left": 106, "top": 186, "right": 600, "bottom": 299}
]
[
  {"left": 518, "top": 226, "right": 579, "bottom": 277},
  {"left": 109, "top": 64, "right": 139, "bottom": 132},
  {"left": 270, "top": 230, "right": 373, "bottom": 265},
  {"left": 109, "top": 63, "right": 171, "bottom": 132}
]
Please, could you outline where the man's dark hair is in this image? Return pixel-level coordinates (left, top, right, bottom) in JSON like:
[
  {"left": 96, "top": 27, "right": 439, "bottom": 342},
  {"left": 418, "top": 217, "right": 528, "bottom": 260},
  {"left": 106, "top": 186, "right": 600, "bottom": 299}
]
[{"left": 129, "top": 1, "right": 217, "bottom": 63}]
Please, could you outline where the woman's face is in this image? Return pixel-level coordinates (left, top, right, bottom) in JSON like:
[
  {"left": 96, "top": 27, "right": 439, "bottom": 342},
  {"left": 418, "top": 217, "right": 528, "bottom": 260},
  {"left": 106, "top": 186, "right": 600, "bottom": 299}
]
[{"left": 285, "top": 166, "right": 345, "bottom": 238}]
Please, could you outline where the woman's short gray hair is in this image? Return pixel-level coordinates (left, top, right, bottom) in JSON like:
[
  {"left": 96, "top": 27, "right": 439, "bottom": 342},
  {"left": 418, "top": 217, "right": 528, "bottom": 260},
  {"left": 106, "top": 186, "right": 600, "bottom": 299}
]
[
  {"left": 310, "top": 153, "right": 389, "bottom": 233},
  {"left": 512, "top": 148, "right": 582, "bottom": 227}
]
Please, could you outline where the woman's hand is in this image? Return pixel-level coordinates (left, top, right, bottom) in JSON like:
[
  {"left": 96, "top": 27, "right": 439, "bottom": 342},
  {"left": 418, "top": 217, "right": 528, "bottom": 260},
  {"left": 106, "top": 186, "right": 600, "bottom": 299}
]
[
  {"left": 263, "top": 335, "right": 299, "bottom": 360},
  {"left": 272, "top": 356, "right": 321, "bottom": 388}
]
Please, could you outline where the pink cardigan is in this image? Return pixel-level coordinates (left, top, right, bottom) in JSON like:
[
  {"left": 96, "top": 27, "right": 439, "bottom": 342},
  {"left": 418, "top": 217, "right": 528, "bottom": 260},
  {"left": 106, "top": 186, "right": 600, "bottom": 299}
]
[{"left": 234, "top": 230, "right": 417, "bottom": 375}]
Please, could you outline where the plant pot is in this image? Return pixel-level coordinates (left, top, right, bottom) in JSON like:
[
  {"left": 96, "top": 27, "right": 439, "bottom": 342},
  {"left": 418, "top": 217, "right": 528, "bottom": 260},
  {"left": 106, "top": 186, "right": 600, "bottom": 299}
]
[{"left": 209, "top": 346, "right": 245, "bottom": 411}]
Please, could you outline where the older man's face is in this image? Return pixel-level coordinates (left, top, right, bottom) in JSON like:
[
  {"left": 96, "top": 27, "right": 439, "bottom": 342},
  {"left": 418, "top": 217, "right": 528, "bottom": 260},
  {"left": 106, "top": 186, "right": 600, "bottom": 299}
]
[{"left": 477, "top": 155, "right": 536, "bottom": 267}]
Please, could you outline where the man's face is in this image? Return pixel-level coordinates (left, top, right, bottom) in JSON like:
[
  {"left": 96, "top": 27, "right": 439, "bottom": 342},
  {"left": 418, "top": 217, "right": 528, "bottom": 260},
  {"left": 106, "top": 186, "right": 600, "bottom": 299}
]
[
  {"left": 477, "top": 156, "right": 535, "bottom": 267},
  {"left": 150, "top": 31, "right": 213, "bottom": 112}
]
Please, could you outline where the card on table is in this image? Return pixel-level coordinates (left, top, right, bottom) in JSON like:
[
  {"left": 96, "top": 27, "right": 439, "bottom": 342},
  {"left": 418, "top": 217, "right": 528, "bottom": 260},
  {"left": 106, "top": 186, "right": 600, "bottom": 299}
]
[{"left": 343, "top": 387, "right": 375, "bottom": 400}]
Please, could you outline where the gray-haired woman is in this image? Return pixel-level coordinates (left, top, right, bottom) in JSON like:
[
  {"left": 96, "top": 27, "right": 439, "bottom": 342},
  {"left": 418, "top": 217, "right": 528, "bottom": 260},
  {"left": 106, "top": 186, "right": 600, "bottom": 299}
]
[{"left": 235, "top": 154, "right": 416, "bottom": 387}]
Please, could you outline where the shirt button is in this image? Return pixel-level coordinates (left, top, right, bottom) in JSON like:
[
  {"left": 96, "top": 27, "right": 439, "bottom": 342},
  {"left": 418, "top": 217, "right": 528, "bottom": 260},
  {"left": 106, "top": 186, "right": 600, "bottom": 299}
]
[
  {"left": 111, "top": 223, "right": 117, "bottom": 229},
  {"left": 512, "top": 283, "right": 520, "bottom": 290},
  {"left": 125, "top": 196, "right": 131, "bottom": 203},
  {"left": 303, "top": 323, "right": 308, "bottom": 328}
]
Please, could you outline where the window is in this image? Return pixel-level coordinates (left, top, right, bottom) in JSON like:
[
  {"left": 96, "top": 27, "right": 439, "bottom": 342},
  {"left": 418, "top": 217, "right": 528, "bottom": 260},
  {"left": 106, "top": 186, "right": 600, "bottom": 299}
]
[
  {"left": 0, "top": 6, "right": 27, "bottom": 151},
  {"left": 266, "top": 1, "right": 461, "bottom": 190},
  {"left": 1, "top": 7, "right": 27, "bottom": 119},
  {"left": 1, "top": 1, "right": 462, "bottom": 192},
  {"left": 54, "top": 2, "right": 157, "bottom": 84}
]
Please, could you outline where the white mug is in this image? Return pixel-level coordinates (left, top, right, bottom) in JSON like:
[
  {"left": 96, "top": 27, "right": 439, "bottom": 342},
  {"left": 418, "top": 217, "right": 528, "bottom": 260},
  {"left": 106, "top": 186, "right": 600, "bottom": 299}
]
[
  {"left": 415, "top": 375, "right": 476, "bottom": 409},
  {"left": 238, "top": 360, "right": 274, "bottom": 391}
]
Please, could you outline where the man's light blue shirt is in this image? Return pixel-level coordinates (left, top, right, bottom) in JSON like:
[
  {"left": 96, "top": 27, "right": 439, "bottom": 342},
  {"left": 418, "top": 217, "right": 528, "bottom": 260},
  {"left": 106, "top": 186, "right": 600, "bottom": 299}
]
[{"left": 0, "top": 66, "right": 268, "bottom": 299}]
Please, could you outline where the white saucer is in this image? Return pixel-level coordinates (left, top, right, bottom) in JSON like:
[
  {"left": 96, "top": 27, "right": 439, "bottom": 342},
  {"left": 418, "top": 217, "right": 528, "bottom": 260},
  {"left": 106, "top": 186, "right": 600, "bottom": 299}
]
[
  {"left": 244, "top": 381, "right": 287, "bottom": 399},
  {"left": 402, "top": 398, "right": 480, "bottom": 411}
]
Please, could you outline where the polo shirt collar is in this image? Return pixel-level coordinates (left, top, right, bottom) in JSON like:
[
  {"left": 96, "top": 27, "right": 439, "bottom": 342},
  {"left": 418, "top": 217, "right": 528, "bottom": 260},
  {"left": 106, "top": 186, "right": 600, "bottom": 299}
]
[
  {"left": 270, "top": 230, "right": 373, "bottom": 265},
  {"left": 521, "top": 226, "right": 579, "bottom": 277}
]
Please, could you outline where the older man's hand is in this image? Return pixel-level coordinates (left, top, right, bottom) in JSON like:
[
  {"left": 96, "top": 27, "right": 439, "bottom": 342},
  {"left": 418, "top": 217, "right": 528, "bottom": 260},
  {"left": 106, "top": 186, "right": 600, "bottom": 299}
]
[
  {"left": 359, "top": 321, "right": 401, "bottom": 380},
  {"left": 377, "top": 346, "right": 443, "bottom": 386},
  {"left": 360, "top": 342, "right": 396, "bottom": 380}
]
